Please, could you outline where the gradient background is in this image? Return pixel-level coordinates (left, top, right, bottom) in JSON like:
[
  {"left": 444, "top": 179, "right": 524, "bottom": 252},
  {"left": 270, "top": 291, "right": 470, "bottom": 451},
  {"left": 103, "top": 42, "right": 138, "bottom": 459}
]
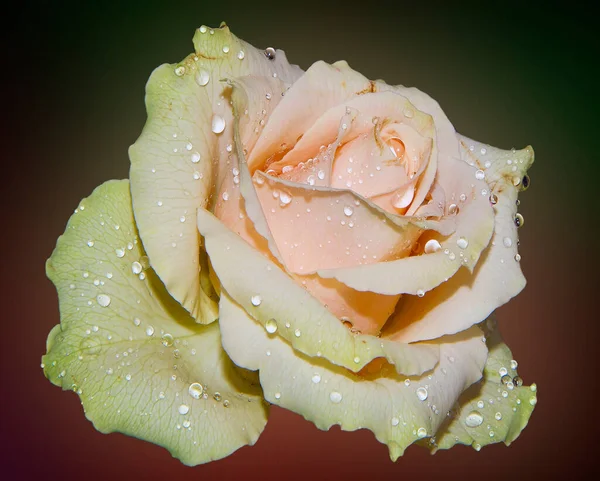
[{"left": 4, "top": 1, "right": 597, "bottom": 479}]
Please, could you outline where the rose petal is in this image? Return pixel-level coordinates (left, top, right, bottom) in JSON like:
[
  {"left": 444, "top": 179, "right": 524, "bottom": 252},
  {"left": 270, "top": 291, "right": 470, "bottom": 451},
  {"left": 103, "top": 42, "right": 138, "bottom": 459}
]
[
  {"left": 318, "top": 157, "right": 494, "bottom": 296},
  {"left": 383, "top": 142, "right": 533, "bottom": 343},
  {"left": 431, "top": 317, "right": 537, "bottom": 452},
  {"left": 219, "top": 291, "right": 487, "bottom": 461},
  {"left": 43, "top": 180, "right": 268, "bottom": 466},
  {"left": 198, "top": 207, "right": 439, "bottom": 376},
  {"left": 248, "top": 60, "right": 373, "bottom": 172},
  {"left": 129, "top": 24, "right": 302, "bottom": 320}
]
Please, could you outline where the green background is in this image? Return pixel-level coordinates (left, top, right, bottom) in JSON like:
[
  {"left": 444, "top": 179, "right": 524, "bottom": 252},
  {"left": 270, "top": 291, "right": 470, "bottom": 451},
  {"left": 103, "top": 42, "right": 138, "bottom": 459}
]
[{"left": 4, "top": 1, "right": 597, "bottom": 479}]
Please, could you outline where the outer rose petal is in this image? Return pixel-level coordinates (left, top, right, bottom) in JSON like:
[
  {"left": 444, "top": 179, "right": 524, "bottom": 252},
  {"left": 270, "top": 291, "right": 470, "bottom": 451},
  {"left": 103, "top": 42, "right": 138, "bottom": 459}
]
[
  {"left": 129, "top": 24, "right": 302, "bottom": 320},
  {"left": 197, "top": 207, "right": 440, "bottom": 376},
  {"left": 384, "top": 141, "right": 533, "bottom": 343},
  {"left": 431, "top": 317, "right": 537, "bottom": 452},
  {"left": 219, "top": 291, "right": 487, "bottom": 461},
  {"left": 42, "top": 180, "right": 268, "bottom": 466}
]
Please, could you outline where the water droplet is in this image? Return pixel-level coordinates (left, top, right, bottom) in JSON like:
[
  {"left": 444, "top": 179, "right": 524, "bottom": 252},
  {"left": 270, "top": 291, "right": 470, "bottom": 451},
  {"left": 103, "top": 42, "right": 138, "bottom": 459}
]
[
  {"left": 515, "top": 213, "right": 524, "bottom": 228},
  {"left": 294, "top": 328, "right": 301, "bottom": 337},
  {"left": 317, "top": 170, "right": 325, "bottom": 180},
  {"left": 510, "top": 359, "right": 518, "bottom": 370},
  {"left": 264, "top": 47, "right": 276, "bottom": 59},
  {"left": 513, "top": 376, "right": 523, "bottom": 387},
  {"left": 191, "top": 152, "right": 201, "bottom": 163},
  {"left": 145, "top": 326, "right": 155, "bottom": 336},
  {"left": 465, "top": 411, "right": 484, "bottom": 427},
  {"left": 521, "top": 174, "right": 530, "bottom": 190},
  {"left": 417, "top": 427, "right": 428, "bottom": 438},
  {"left": 211, "top": 114, "right": 226, "bottom": 134},
  {"left": 329, "top": 391, "right": 342, "bottom": 403},
  {"left": 475, "top": 170, "right": 485, "bottom": 180},
  {"left": 416, "top": 387, "right": 428, "bottom": 401},
  {"left": 448, "top": 203, "right": 459, "bottom": 215},
  {"left": 87, "top": 240, "right": 95, "bottom": 247},
  {"left": 416, "top": 289, "right": 425, "bottom": 297},
  {"left": 424, "top": 239, "right": 441, "bottom": 254},
  {"left": 178, "top": 404, "right": 189, "bottom": 415},
  {"left": 131, "top": 261, "right": 142, "bottom": 274},
  {"left": 222, "top": 191, "right": 229, "bottom": 201},
  {"left": 529, "top": 396, "right": 537, "bottom": 406},
  {"left": 279, "top": 192, "right": 292, "bottom": 206},
  {"left": 495, "top": 412, "right": 503, "bottom": 421},
  {"left": 489, "top": 193, "right": 498, "bottom": 205},
  {"left": 174, "top": 66, "right": 185, "bottom": 76},
  {"left": 237, "top": 50, "right": 245, "bottom": 60},
  {"left": 195, "top": 69, "right": 210, "bottom": 86},
  {"left": 133, "top": 317, "right": 141, "bottom": 326},
  {"left": 265, "top": 318, "right": 278, "bottom": 334},
  {"left": 343, "top": 206, "right": 354, "bottom": 217},
  {"left": 96, "top": 294, "right": 111, "bottom": 307},
  {"left": 457, "top": 237, "right": 469, "bottom": 249},
  {"left": 251, "top": 295, "right": 262, "bottom": 306},
  {"left": 503, "top": 237, "right": 513, "bottom": 248},
  {"left": 189, "top": 382, "right": 204, "bottom": 399},
  {"left": 312, "top": 374, "right": 321, "bottom": 384},
  {"left": 391, "top": 417, "right": 400, "bottom": 426},
  {"left": 179, "top": 215, "right": 186, "bottom": 223},
  {"left": 125, "top": 373, "right": 132, "bottom": 381},
  {"left": 115, "top": 248, "right": 125, "bottom": 258},
  {"left": 161, "top": 333, "right": 174, "bottom": 347}
]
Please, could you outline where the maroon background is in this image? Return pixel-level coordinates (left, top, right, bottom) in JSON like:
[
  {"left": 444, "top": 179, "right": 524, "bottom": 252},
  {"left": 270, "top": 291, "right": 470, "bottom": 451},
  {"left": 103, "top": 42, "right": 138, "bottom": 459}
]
[{"left": 3, "top": 1, "right": 596, "bottom": 480}]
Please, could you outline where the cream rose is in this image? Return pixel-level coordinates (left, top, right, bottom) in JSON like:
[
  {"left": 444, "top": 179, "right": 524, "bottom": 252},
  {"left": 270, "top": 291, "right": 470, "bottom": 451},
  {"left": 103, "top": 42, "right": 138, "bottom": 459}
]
[{"left": 43, "top": 23, "right": 537, "bottom": 465}]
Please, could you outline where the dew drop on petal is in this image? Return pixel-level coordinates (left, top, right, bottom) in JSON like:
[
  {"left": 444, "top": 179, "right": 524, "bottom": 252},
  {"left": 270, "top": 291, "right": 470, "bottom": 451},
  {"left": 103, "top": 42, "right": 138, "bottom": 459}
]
[
  {"left": 329, "top": 391, "right": 342, "bottom": 403},
  {"left": 265, "top": 318, "right": 278, "bottom": 334},
  {"left": 195, "top": 69, "right": 210, "bottom": 86},
  {"left": 424, "top": 239, "right": 441, "bottom": 254},
  {"left": 457, "top": 237, "right": 469, "bottom": 249},
  {"left": 96, "top": 294, "right": 111, "bottom": 307},
  {"left": 178, "top": 404, "right": 190, "bottom": 415},
  {"left": 251, "top": 295, "right": 262, "bottom": 306},
  {"left": 417, "top": 427, "right": 427, "bottom": 438},
  {"left": 189, "top": 382, "right": 204, "bottom": 399},
  {"left": 211, "top": 114, "right": 226, "bottom": 134},
  {"left": 416, "top": 387, "right": 428, "bottom": 401},
  {"left": 465, "top": 411, "right": 484, "bottom": 427},
  {"left": 115, "top": 248, "right": 125, "bottom": 258},
  {"left": 131, "top": 261, "right": 142, "bottom": 274},
  {"left": 311, "top": 374, "right": 321, "bottom": 384},
  {"left": 475, "top": 169, "right": 485, "bottom": 180}
]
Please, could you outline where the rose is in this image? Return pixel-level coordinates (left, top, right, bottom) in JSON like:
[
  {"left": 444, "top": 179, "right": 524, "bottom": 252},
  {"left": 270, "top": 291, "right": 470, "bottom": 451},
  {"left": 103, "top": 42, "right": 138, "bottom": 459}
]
[{"left": 43, "top": 23, "right": 537, "bottom": 465}]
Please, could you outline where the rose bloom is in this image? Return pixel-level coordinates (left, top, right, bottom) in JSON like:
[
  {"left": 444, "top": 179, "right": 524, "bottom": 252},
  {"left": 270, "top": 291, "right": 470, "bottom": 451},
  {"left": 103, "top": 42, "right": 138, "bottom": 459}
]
[{"left": 43, "top": 23, "right": 537, "bottom": 465}]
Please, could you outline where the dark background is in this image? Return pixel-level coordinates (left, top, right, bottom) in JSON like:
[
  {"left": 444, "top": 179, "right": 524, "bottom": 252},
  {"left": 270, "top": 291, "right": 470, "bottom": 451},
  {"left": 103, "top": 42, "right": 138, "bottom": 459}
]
[{"left": 3, "top": 1, "right": 597, "bottom": 479}]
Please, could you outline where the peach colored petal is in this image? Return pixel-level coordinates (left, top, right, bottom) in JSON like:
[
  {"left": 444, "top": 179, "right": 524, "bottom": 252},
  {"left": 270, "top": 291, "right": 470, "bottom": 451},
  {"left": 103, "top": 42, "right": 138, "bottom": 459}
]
[
  {"left": 248, "top": 60, "right": 372, "bottom": 172},
  {"left": 295, "top": 274, "right": 400, "bottom": 335},
  {"left": 252, "top": 171, "right": 421, "bottom": 274}
]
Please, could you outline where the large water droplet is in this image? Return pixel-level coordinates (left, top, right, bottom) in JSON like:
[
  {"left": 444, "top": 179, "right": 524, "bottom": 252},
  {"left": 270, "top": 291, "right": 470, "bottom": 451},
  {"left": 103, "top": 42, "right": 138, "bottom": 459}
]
[
  {"left": 457, "top": 237, "right": 469, "bottom": 249},
  {"left": 424, "top": 239, "right": 441, "bottom": 254},
  {"left": 96, "top": 294, "right": 111, "bottom": 307},
  {"left": 115, "top": 248, "right": 125, "bottom": 258},
  {"left": 211, "top": 114, "right": 226, "bottom": 134},
  {"left": 311, "top": 374, "right": 321, "bottom": 384},
  {"left": 465, "top": 411, "right": 484, "bottom": 427},
  {"left": 343, "top": 206, "right": 354, "bottom": 217},
  {"left": 189, "top": 382, "right": 204, "bottom": 399},
  {"left": 178, "top": 404, "right": 190, "bottom": 415},
  {"left": 417, "top": 427, "right": 428, "bottom": 438},
  {"left": 329, "top": 391, "right": 342, "bottom": 403},
  {"left": 251, "top": 295, "right": 262, "bottom": 306},
  {"left": 131, "top": 261, "right": 142, "bottom": 274},
  {"left": 161, "top": 333, "right": 174, "bottom": 347},
  {"left": 195, "top": 69, "right": 210, "bottom": 86},
  {"left": 416, "top": 387, "right": 428, "bottom": 401},
  {"left": 264, "top": 47, "right": 276, "bottom": 59},
  {"left": 265, "top": 318, "right": 278, "bottom": 334}
]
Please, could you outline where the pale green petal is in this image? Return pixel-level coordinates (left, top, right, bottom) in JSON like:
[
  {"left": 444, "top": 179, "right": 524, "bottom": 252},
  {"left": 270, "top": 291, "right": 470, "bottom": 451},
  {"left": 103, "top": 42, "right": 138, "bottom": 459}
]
[
  {"left": 197, "top": 207, "right": 440, "bottom": 376},
  {"left": 43, "top": 180, "right": 268, "bottom": 466},
  {"left": 431, "top": 317, "right": 537, "bottom": 452},
  {"left": 129, "top": 23, "right": 302, "bottom": 320},
  {"left": 384, "top": 140, "right": 534, "bottom": 343},
  {"left": 219, "top": 291, "right": 487, "bottom": 461}
]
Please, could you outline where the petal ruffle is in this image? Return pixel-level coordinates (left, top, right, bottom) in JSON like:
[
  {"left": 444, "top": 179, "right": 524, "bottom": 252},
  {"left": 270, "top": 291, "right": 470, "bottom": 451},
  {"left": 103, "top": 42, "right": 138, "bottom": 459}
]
[
  {"left": 219, "top": 291, "right": 487, "bottom": 461},
  {"left": 129, "top": 24, "right": 302, "bottom": 320}
]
